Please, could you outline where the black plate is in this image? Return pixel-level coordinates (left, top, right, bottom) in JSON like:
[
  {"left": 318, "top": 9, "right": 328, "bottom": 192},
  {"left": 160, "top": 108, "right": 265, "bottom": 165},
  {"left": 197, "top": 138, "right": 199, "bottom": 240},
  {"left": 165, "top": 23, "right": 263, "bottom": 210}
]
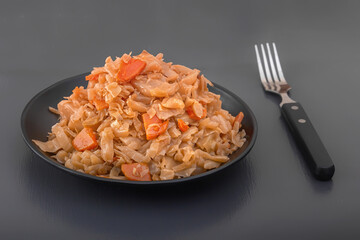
[{"left": 21, "top": 73, "right": 257, "bottom": 185}]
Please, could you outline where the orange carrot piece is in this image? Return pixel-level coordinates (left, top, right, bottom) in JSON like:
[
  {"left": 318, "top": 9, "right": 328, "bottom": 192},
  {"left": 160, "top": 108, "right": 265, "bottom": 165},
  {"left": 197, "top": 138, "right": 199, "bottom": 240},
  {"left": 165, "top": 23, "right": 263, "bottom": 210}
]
[
  {"left": 123, "top": 59, "right": 146, "bottom": 80},
  {"left": 142, "top": 113, "right": 162, "bottom": 129},
  {"left": 144, "top": 120, "right": 169, "bottom": 140},
  {"left": 142, "top": 113, "right": 169, "bottom": 140},
  {"left": 158, "top": 120, "right": 169, "bottom": 136},
  {"left": 186, "top": 106, "right": 207, "bottom": 121},
  {"left": 177, "top": 119, "right": 189, "bottom": 132},
  {"left": 92, "top": 98, "right": 109, "bottom": 111},
  {"left": 234, "top": 112, "right": 244, "bottom": 125},
  {"left": 121, "top": 163, "right": 152, "bottom": 181},
  {"left": 116, "top": 58, "right": 146, "bottom": 83},
  {"left": 85, "top": 73, "right": 99, "bottom": 81},
  {"left": 72, "top": 128, "right": 98, "bottom": 151},
  {"left": 145, "top": 124, "right": 161, "bottom": 140}
]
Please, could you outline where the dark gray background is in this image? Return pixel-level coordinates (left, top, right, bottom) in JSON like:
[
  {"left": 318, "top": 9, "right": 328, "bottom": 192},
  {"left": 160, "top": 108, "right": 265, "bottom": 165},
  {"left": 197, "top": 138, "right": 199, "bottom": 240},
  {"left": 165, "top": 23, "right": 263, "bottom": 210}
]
[{"left": 1, "top": 0, "right": 359, "bottom": 239}]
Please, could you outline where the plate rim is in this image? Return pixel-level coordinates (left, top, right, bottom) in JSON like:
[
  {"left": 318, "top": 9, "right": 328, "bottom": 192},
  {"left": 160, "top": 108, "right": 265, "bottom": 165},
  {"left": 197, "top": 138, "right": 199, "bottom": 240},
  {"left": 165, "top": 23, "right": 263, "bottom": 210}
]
[{"left": 21, "top": 73, "right": 258, "bottom": 185}]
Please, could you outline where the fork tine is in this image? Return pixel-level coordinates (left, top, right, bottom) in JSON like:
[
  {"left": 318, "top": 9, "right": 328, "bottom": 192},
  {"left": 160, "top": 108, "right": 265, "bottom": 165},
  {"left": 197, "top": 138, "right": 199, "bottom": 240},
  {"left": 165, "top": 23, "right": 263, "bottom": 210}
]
[
  {"left": 273, "top": 43, "right": 286, "bottom": 83},
  {"left": 266, "top": 43, "right": 280, "bottom": 83},
  {"left": 255, "top": 45, "right": 267, "bottom": 87},
  {"left": 260, "top": 44, "right": 273, "bottom": 83}
]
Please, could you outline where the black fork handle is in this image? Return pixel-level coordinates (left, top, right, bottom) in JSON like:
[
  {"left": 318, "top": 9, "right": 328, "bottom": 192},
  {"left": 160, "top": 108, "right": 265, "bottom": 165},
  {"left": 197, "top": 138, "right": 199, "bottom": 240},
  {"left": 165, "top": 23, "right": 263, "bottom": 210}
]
[{"left": 281, "top": 102, "right": 335, "bottom": 180}]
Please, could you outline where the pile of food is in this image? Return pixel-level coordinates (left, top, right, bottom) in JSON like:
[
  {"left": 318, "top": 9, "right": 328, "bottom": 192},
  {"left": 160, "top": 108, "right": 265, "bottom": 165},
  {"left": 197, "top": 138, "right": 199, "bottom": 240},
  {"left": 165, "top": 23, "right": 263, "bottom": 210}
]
[{"left": 33, "top": 51, "right": 246, "bottom": 181}]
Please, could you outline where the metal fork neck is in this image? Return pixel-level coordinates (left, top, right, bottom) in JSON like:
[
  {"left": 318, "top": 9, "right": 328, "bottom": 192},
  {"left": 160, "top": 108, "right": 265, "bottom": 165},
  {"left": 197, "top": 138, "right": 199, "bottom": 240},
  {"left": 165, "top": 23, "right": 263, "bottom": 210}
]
[{"left": 280, "top": 93, "right": 296, "bottom": 107}]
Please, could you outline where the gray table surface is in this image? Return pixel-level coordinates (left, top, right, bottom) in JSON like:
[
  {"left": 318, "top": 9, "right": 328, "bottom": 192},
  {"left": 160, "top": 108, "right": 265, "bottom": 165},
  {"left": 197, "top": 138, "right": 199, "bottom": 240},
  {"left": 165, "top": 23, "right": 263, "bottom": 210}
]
[{"left": 1, "top": 0, "right": 360, "bottom": 239}]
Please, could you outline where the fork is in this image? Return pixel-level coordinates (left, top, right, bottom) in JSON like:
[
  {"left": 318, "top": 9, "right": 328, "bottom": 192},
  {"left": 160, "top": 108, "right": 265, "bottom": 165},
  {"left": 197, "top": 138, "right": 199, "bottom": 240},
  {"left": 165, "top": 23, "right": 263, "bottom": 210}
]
[{"left": 255, "top": 43, "right": 335, "bottom": 181}]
